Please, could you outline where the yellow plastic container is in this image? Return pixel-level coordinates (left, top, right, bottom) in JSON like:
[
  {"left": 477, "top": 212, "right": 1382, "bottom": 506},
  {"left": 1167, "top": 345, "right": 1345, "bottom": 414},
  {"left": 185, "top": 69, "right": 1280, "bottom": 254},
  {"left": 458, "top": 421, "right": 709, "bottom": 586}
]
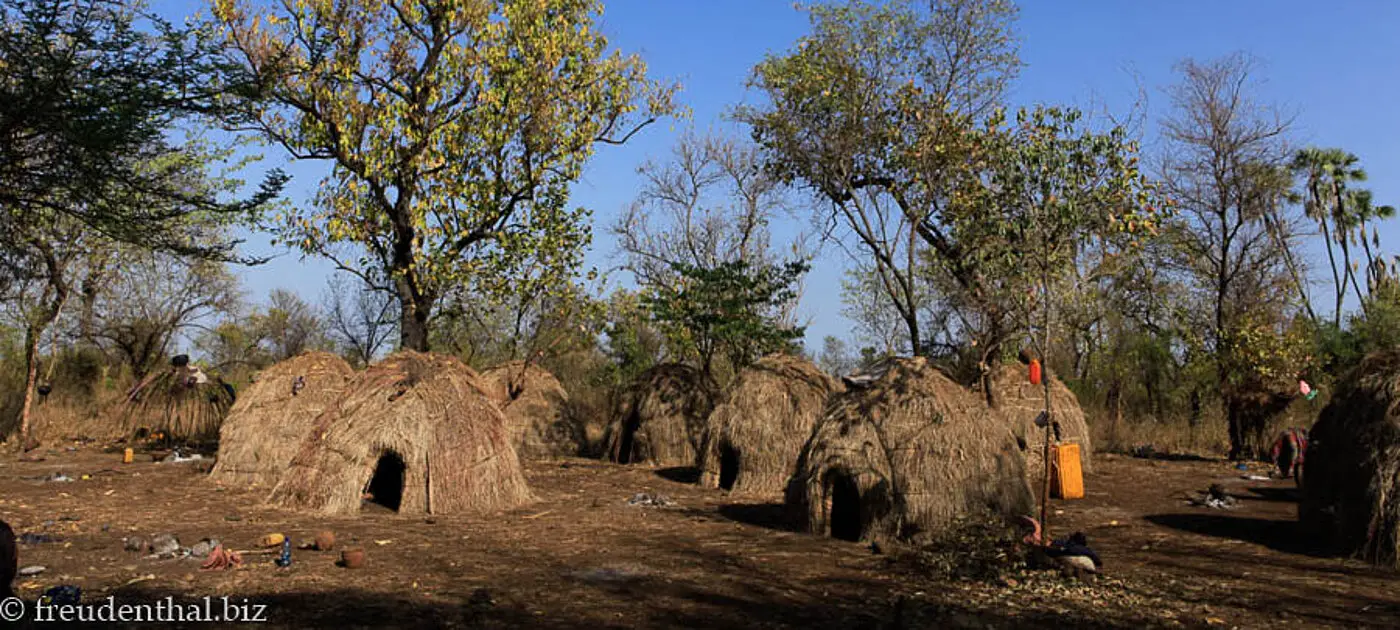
[
  {"left": 122, "top": 448, "right": 134, "bottom": 464},
  {"left": 1050, "top": 443, "right": 1085, "bottom": 500}
]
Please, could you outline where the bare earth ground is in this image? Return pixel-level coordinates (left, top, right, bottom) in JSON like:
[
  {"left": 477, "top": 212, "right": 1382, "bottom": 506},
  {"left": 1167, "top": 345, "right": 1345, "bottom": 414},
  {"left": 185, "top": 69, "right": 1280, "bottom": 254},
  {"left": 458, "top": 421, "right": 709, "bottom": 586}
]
[{"left": 1, "top": 447, "right": 1398, "bottom": 629}]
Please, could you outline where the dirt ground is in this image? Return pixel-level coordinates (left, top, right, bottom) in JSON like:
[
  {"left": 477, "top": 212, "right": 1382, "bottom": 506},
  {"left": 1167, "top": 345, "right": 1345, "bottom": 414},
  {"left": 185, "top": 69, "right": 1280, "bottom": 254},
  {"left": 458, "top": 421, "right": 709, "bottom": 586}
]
[{"left": 2, "top": 446, "right": 1398, "bottom": 629}]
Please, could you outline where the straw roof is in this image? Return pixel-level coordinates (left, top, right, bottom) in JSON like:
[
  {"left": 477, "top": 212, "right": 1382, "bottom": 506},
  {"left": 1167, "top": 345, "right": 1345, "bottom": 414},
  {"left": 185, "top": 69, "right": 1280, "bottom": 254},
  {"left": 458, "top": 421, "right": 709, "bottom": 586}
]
[
  {"left": 984, "top": 364, "right": 1094, "bottom": 477},
  {"left": 604, "top": 364, "right": 715, "bottom": 467},
  {"left": 698, "top": 354, "right": 843, "bottom": 496},
  {"left": 478, "top": 361, "right": 579, "bottom": 459},
  {"left": 1301, "top": 350, "right": 1400, "bottom": 566},
  {"left": 268, "top": 351, "right": 532, "bottom": 515},
  {"left": 788, "top": 357, "right": 1033, "bottom": 543},
  {"left": 209, "top": 352, "right": 355, "bottom": 486}
]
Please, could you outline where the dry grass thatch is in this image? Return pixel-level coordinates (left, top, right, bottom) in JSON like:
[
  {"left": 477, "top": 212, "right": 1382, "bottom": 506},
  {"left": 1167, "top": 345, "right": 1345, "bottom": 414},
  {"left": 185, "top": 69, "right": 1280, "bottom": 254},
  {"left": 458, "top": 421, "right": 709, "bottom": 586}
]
[
  {"left": 986, "top": 364, "right": 1094, "bottom": 477},
  {"left": 604, "top": 364, "right": 716, "bottom": 467},
  {"left": 209, "top": 352, "right": 355, "bottom": 486},
  {"left": 478, "top": 361, "right": 579, "bottom": 459},
  {"left": 1301, "top": 350, "right": 1400, "bottom": 566},
  {"left": 787, "top": 357, "right": 1033, "bottom": 544},
  {"left": 697, "top": 354, "right": 843, "bottom": 496},
  {"left": 119, "top": 361, "right": 236, "bottom": 442},
  {"left": 268, "top": 351, "right": 532, "bottom": 515}
]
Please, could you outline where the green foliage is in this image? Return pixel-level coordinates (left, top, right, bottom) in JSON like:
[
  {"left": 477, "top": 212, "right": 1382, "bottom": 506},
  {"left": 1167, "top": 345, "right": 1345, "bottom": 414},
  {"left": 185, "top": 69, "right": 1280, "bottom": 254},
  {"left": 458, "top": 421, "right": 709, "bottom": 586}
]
[
  {"left": 211, "top": 0, "right": 677, "bottom": 350},
  {"left": 601, "top": 289, "right": 664, "bottom": 387},
  {"left": 643, "top": 259, "right": 809, "bottom": 382}
]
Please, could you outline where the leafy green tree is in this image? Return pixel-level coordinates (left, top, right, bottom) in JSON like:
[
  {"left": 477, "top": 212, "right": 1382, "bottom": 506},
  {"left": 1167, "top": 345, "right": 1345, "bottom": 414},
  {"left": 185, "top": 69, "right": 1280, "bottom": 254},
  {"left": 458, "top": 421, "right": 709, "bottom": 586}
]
[
  {"left": 741, "top": 0, "right": 1020, "bottom": 357},
  {"left": 211, "top": 0, "right": 677, "bottom": 351},
  {"left": 643, "top": 260, "right": 809, "bottom": 385},
  {"left": 0, "top": 0, "right": 283, "bottom": 444}
]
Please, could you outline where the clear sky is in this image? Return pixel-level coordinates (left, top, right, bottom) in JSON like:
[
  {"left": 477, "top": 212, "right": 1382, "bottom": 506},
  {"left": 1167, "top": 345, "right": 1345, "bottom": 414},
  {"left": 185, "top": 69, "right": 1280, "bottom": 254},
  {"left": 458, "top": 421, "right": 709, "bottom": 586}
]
[{"left": 172, "top": 0, "right": 1400, "bottom": 351}]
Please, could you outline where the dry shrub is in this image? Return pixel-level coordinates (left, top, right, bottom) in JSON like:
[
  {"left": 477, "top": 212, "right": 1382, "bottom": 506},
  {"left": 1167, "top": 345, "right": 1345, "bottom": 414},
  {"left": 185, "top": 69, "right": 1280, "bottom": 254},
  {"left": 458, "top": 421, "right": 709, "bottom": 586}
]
[
  {"left": 788, "top": 358, "right": 1033, "bottom": 544},
  {"left": 697, "top": 354, "right": 843, "bottom": 496},
  {"left": 209, "top": 352, "right": 355, "bottom": 486},
  {"left": 603, "top": 364, "right": 715, "bottom": 467},
  {"left": 1302, "top": 350, "right": 1400, "bottom": 566},
  {"left": 478, "top": 360, "right": 580, "bottom": 459},
  {"left": 985, "top": 364, "right": 1093, "bottom": 476},
  {"left": 268, "top": 351, "right": 532, "bottom": 515}
]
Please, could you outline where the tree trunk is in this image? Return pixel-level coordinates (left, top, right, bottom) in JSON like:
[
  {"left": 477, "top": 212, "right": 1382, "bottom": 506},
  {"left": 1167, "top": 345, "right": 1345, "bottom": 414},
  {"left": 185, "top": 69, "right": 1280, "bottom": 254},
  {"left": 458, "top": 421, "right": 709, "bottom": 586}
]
[
  {"left": 17, "top": 325, "right": 43, "bottom": 448},
  {"left": 1106, "top": 378, "right": 1122, "bottom": 447}
]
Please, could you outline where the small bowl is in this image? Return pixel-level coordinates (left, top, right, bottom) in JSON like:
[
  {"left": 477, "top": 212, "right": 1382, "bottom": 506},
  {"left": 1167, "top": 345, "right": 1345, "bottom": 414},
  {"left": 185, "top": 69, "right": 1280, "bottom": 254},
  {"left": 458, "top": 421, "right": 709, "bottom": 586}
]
[
  {"left": 314, "top": 530, "right": 336, "bottom": 552},
  {"left": 340, "top": 547, "right": 365, "bottom": 569}
]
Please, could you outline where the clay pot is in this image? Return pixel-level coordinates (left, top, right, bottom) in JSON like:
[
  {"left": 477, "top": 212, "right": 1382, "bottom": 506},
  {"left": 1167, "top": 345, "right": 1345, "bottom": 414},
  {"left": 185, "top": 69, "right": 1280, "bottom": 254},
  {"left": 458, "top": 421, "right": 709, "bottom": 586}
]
[
  {"left": 314, "top": 530, "right": 335, "bottom": 551},
  {"left": 340, "top": 548, "right": 365, "bottom": 569}
]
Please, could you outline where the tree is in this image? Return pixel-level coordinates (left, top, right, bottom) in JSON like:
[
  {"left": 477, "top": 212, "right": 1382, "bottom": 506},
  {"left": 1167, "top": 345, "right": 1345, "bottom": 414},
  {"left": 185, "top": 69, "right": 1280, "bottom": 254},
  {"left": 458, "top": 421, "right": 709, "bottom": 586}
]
[
  {"left": 211, "top": 0, "right": 677, "bottom": 351},
  {"left": 741, "top": 0, "right": 1020, "bottom": 357},
  {"left": 817, "top": 335, "right": 857, "bottom": 376},
  {"left": 323, "top": 274, "right": 397, "bottom": 368},
  {"left": 1159, "top": 54, "right": 1304, "bottom": 459},
  {"left": 0, "top": 0, "right": 284, "bottom": 445},
  {"left": 643, "top": 260, "right": 810, "bottom": 385},
  {"left": 256, "top": 289, "right": 328, "bottom": 362}
]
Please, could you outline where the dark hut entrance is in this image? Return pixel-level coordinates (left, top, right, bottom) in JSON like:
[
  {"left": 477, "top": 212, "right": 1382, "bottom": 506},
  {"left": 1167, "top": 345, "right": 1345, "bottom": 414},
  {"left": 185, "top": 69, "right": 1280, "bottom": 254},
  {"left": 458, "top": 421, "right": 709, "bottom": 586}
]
[
  {"left": 615, "top": 413, "right": 641, "bottom": 464},
  {"left": 718, "top": 443, "right": 741, "bottom": 491},
  {"left": 365, "top": 450, "right": 406, "bottom": 512},
  {"left": 827, "top": 472, "right": 862, "bottom": 542}
]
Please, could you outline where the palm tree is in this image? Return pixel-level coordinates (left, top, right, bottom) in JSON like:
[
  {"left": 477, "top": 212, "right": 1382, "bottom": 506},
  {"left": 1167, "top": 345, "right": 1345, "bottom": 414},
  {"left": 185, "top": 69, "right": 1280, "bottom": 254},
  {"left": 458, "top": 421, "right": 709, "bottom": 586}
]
[{"left": 1291, "top": 148, "right": 1367, "bottom": 326}]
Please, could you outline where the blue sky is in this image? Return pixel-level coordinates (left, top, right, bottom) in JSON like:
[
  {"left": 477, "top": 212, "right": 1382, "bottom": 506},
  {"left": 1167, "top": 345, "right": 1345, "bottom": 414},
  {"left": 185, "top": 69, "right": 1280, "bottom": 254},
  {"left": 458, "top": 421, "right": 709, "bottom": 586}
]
[{"left": 172, "top": 0, "right": 1400, "bottom": 351}]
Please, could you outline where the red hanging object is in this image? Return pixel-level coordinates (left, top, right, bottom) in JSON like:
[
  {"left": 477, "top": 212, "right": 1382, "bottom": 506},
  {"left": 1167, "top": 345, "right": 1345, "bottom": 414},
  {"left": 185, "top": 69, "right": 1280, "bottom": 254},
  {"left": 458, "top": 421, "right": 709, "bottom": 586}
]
[{"left": 1028, "top": 359, "right": 1043, "bottom": 385}]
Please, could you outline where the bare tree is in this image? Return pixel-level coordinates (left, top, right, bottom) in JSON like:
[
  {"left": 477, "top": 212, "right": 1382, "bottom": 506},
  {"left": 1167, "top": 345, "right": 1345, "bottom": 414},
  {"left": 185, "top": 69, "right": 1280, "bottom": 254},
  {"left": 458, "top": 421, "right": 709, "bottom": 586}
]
[
  {"left": 1159, "top": 53, "right": 1303, "bottom": 459},
  {"left": 323, "top": 274, "right": 398, "bottom": 368}
]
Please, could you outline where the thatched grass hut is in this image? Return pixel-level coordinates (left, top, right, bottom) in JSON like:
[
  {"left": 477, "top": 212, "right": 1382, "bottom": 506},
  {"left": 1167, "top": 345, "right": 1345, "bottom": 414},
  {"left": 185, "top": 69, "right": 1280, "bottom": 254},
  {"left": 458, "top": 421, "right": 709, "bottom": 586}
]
[
  {"left": 698, "top": 354, "right": 843, "bottom": 496},
  {"left": 209, "top": 352, "right": 355, "bottom": 486},
  {"left": 788, "top": 357, "right": 1033, "bottom": 543},
  {"left": 604, "top": 364, "right": 715, "bottom": 467},
  {"left": 1301, "top": 350, "right": 1400, "bottom": 566},
  {"left": 985, "top": 363, "right": 1093, "bottom": 477},
  {"left": 268, "top": 352, "right": 532, "bottom": 515},
  {"left": 479, "top": 361, "right": 579, "bottom": 459}
]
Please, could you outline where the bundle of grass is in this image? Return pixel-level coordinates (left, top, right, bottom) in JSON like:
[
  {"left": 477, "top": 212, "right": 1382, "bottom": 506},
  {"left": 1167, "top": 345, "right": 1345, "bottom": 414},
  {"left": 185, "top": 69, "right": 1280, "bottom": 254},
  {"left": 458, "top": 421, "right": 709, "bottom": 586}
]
[
  {"left": 698, "top": 354, "right": 843, "bottom": 496},
  {"left": 209, "top": 352, "right": 355, "bottom": 486},
  {"left": 788, "top": 357, "right": 1033, "bottom": 544},
  {"left": 479, "top": 361, "right": 579, "bottom": 459},
  {"left": 268, "top": 351, "right": 532, "bottom": 515},
  {"left": 985, "top": 364, "right": 1093, "bottom": 477},
  {"left": 604, "top": 364, "right": 715, "bottom": 467},
  {"left": 1301, "top": 350, "right": 1400, "bottom": 566}
]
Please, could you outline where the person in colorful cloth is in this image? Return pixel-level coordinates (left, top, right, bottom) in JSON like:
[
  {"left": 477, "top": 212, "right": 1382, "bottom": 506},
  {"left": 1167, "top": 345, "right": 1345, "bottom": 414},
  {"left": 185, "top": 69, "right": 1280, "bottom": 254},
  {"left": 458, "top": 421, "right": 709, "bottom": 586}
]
[{"left": 1271, "top": 427, "right": 1308, "bottom": 485}]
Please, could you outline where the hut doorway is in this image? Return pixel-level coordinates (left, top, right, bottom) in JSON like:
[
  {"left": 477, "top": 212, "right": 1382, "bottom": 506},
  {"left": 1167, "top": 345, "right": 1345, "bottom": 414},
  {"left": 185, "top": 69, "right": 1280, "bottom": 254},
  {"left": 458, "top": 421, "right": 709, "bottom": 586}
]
[
  {"left": 615, "top": 413, "right": 640, "bottom": 464},
  {"left": 365, "top": 450, "right": 406, "bottom": 512},
  {"left": 827, "top": 472, "right": 862, "bottom": 542},
  {"left": 718, "top": 443, "right": 740, "bottom": 491}
]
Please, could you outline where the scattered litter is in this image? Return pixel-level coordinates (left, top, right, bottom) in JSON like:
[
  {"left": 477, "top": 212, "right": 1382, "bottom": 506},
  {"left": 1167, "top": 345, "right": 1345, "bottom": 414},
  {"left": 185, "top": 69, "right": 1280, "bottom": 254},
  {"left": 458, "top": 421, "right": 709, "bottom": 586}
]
[
  {"left": 123, "top": 574, "right": 156, "bottom": 586},
  {"left": 1187, "top": 484, "right": 1239, "bottom": 509},
  {"left": 1242, "top": 475, "right": 1271, "bottom": 481},
  {"left": 200, "top": 544, "right": 243, "bottom": 571},
  {"left": 46, "top": 473, "right": 74, "bottom": 483},
  {"left": 18, "top": 565, "right": 47, "bottom": 576},
  {"left": 41, "top": 585, "right": 81, "bottom": 605},
  {"left": 189, "top": 538, "right": 219, "bottom": 559},
  {"left": 161, "top": 451, "right": 204, "bottom": 464},
  {"left": 19, "top": 533, "right": 58, "bottom": 544},
  {"left": 275, "top": 538, "right": 293, "bottom": 568},
  {"left": 627, "top": 493, "right": 676, "bottom": 507},
  {"left": 123, "top": 536, "right": 147, "bottom": 553},
  {"left": 259, "top": 533, "right": 285, "bottom": 547},
  {"left": 373, "top": 539, "right": 393, "bottom": 546},
  {"left": 148, "top": 533, "right": 181, "bottom": 558}
]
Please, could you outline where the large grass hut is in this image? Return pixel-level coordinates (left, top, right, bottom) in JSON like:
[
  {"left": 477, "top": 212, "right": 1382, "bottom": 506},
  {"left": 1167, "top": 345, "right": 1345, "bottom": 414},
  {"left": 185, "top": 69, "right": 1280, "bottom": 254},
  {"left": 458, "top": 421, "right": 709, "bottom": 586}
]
[
  {"left": 604, "top": 364, "right": 715, "bottom": 467},
  {"left": 1301, "top": 350, "right": 1400, "bottom": 566},
  {"left": 698, "top": 354, "right": 843, "bottom": 496},
  {"left": 788, "top": 357, "right": 1033, "bottom": 543},
  {"left": 479, "top": 361, "right": 579, "bottom": 459},
  {"left": 268, "top": 352, "right": 532, "bottom": 515},
  {"left": 210, "top": 352, "right": 355, "bottom": 486},
  {"left": 985, "top": 363, "right": 1093, "bottom": 477}
]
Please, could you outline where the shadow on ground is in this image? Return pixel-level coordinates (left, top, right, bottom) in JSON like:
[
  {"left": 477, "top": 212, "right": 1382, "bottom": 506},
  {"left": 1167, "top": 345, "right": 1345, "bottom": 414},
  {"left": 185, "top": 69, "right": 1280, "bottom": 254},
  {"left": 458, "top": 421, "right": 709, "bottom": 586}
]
[
  {"left": 1144, "top": 513, "right": 1330, "bottom": 557},
  {"left": 654, "top": 466, "right": 700, "bottom": 484}
]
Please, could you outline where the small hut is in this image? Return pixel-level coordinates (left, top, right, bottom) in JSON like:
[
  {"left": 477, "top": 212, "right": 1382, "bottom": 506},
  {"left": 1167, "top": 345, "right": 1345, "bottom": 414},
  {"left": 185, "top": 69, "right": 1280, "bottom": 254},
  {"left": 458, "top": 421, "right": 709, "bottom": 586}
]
[
  {"left": 604, "top": 364, "right": 715, "bottom": 467},
  {"left": 479, "top": 361, "right": 579, "bottom": 459},
  {"left": 209, "top": 352, "right": 355, "bottom": 486},
  {"left": 698, "top": 355, "right": 843, "bottom": 496},
  {"left": 1301, "top": 350, "right": 1400, "bottom": 566},
  {"left": 268, "top": 352, "right": 532, "bottom": 515},
  {"left": 986, "top": 364, "right": 1093, "bottom": 477},
  {"left": 788, "top": 357, "right": 1033, "bottom": 543}
]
